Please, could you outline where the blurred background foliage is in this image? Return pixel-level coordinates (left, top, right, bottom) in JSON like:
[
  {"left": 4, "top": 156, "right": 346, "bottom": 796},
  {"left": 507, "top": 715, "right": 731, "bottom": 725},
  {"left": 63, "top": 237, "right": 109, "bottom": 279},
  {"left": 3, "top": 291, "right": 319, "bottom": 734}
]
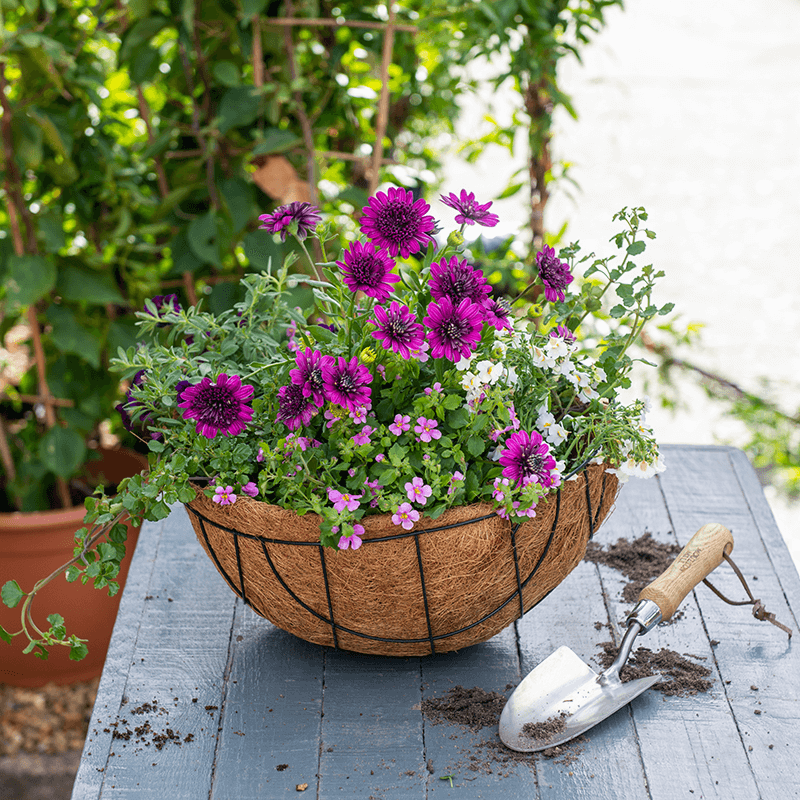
[{"left": 3, "top": 0, "right": 796, "bottom": 512}]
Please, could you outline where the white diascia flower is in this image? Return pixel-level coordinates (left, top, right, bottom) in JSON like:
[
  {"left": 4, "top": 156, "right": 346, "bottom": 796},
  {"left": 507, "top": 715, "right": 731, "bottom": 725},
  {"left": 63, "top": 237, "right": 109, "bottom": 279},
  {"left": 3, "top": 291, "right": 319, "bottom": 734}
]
[
  {"left": 475, "top": 359, "right": 505, "bottom": 385},
  {"left": 606, "top": 453, "right": 666, "bottom": 483},
  {"left": 530, "top": 344, "right": 557, "bottom": 369},
  {"left": 460, "top": 371, "right": 480, "bottom": 392},
  {"left": 545, "top": 336, "right": 570, "bottom": 359},
  {"left": 504, "top": 365, "right": 519, "bottom": 386},
  {"left": 455, "top": 355, "right": 473, "bottom": 372}
]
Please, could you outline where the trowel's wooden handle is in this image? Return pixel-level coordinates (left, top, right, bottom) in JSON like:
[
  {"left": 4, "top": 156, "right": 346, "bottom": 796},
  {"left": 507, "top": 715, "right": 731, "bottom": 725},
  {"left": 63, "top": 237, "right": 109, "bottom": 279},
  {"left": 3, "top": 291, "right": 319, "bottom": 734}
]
[{"left": 638, "top": 523, "right": 734, "bottom": 621}]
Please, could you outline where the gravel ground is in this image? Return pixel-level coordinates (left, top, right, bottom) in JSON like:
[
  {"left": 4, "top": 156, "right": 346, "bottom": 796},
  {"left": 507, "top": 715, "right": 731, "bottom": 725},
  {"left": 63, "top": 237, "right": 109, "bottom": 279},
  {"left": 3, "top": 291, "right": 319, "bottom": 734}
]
[{"left": 0, "top": 679, "right": 99, "bottom": 800}]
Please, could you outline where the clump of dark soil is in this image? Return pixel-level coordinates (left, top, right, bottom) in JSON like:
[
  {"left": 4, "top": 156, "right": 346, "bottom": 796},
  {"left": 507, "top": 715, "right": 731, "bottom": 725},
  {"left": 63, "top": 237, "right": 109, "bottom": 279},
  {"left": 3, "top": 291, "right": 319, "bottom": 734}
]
[
  {"left": 585, "top": 531, "right": 680, "bottom": 603},
  {"left": 521, "top": 711, "right": 570, "bottom": 742},
  {"left": 420, "top": 686, "right": 505, "bottom": 731},
  {"left": 595, "top": 641, "right": 713, "bottom": 696}
]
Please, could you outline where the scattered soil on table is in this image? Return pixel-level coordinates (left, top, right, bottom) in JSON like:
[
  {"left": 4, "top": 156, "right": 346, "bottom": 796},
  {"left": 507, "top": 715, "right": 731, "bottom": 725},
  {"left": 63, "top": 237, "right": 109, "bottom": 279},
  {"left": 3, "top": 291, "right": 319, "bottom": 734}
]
[
  {"left": 0, "top": 679, "right": 99, "bottom": 756},
  {"left": 595, "top": 641, "right": 713, "bottom": 696},
  {"left": 521, "top": 711, "right": 570, "bottom": 742},
  {"left": 585, "top": 531, "right": 681, "bottom": 604},
  {"left": 420, "top": 686, "right": 506, "bottom": 731},
  {"left": 420, "top": 685, "right": 588, "bottom": 781}
]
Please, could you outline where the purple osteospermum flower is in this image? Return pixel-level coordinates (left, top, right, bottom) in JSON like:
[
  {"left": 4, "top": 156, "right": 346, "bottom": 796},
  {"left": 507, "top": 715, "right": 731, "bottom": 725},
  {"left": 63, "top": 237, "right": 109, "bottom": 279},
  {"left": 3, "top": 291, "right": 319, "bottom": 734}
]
[
  {"left": 405, "top": 476, "right": 432, "bottom": 506},
  {"left": 424, "top": 297, "right": 484, "bottom": 362},
  {"left": 483, "top": 297, "right": 513, "bottom": 331},
  {"left": 179, "top": 373, "right": 254, "bottom": 439},
  {"left": 290, "top": 347, "right": 329, "bottom": 407},
  {"left": 499, "top": 429, "right": 557, "bottom": 487},
  {"left": 535, "top": 245, "right": 574, "bottom": 303},
  {"left": 212, "top": 485, "right": 237, "bottom": 505},
  {"left": 359, "top": 187, "right": 436, "bottom": 258},
  {"left": 371, "top": 301, "right": 425, "bottom": 360},
  {"left": 429, "top": 256, "right": 492, "bottom": 308},
  {"left": 322, "top": 356, "right": 372, "bottom": 412},
  {"left": 241, "top": 481, "right": 259, "bottom": 498},
  {"left": 391, "top": 502, "right": 420, "bottom": 531},
  {"left": 337, "top": 241, "right": 400, "bottom": 301},
  {"left": 258, "top": 201, "right": 321, "bottom": 241},
  {"left": 276, "top": 383, "right": 317, "bottom": 431},
  {"left": 440, "top": 189, "right": 499, "bottom": 227}
]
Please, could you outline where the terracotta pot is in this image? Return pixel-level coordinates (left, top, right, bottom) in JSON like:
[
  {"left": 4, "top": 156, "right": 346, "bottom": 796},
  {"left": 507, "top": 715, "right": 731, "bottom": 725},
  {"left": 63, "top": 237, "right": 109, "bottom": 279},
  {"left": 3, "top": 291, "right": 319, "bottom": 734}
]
[
  {"left": 186, "top": 462, "right": 618, "bottom": 657},
  {"left": 0, "top": 446, "right": 148, "bottom": 687}
]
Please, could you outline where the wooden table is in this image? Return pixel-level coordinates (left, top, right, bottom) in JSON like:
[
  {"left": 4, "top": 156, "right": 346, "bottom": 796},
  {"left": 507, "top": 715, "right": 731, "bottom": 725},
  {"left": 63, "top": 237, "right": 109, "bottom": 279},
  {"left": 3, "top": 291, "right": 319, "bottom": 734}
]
[{"left": 71, "top": 445, "right": 800, "bottom": 799}]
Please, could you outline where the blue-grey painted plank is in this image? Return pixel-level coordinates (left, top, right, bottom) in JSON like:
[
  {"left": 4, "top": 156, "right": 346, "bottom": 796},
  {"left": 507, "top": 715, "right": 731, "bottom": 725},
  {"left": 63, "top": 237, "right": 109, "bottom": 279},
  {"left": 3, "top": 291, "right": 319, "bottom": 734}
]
[
  {"left": 319, "top": 650, "right": 426, "bottom": 798},
  {"left": 598, "top": 464, "right": 762, "bottom": 800},
  {"left": 209, "top": 603, "right": 325, "bottom": 799},
  {"left": 657, "top": 445, "right": 800, "bottom": 797},
  {"left": 74, "top": 506, "right": 239, "bottom": 799},
  {"left": 516, "top": 559, "right": 651, "bottom": 800},
  {"left": 420, "top": 626, "right": 538, "bottom": 797},
  {"left": 71, "top": 517, "right": 164, "bottom": 800}
]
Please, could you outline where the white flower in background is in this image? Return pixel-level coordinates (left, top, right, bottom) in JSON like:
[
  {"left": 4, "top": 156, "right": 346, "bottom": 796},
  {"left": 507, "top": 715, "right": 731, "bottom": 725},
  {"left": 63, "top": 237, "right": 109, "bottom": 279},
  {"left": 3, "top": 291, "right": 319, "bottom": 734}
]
[
  {"left": 555, "top": 356, "right": 575, "bottom": 377},
  {"left": 593, "top": 366, "right": 607, "bottom": 385},
  {"left": 546, "top": 422, "right": 569, "bottom": 446},
  {"left": 455, "top": 355, "right": 472, "bottom": 372},
  {"left": 545, "top": 336, "right": 570, "bottom": 359},
  {"left": 460, "top": 371, "right": 480, "bottom": 393},
  {"left": 475, "top": 359, "right": 504, "bottom": 385},
  {"left": 606, "top": 453, "right": 666, "bottom": 483},
  {"left": 504, "top": 365, "right": 519, "bottom": 386},
  {"left": 536, "top": 409, "right": 556, "bottom": 434},
  {"left": 531, "top": 345, "right": 556, "bottom": 369}
]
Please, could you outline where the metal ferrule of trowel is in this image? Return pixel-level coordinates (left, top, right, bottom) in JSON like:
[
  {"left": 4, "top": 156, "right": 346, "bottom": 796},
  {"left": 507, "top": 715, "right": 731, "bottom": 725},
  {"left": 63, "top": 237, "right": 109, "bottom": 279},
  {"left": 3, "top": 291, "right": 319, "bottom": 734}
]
[{"left": 499, "top": 523, "right": 735, "bottom": 753}]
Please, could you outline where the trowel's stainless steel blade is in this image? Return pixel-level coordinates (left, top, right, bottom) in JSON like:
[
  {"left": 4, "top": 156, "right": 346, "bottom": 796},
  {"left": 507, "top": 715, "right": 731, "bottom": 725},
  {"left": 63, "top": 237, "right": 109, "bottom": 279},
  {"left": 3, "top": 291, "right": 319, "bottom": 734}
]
[{"left": 498, "top": 645, "right": 660, "bottom": 753}]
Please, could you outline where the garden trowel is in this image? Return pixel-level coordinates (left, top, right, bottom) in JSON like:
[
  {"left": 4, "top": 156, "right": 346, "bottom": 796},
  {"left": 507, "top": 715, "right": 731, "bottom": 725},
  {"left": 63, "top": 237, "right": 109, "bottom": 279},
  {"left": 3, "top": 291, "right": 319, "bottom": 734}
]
[{"left": 499, "top": 523, "right": 734, "bottom": 752}]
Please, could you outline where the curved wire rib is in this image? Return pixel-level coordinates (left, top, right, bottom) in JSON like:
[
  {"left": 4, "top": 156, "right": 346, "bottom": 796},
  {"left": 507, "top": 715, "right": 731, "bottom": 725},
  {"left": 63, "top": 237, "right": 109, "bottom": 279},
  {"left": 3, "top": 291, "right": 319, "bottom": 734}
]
[{"left": 184, "top": 467, "right": 603, "bottom": 648}]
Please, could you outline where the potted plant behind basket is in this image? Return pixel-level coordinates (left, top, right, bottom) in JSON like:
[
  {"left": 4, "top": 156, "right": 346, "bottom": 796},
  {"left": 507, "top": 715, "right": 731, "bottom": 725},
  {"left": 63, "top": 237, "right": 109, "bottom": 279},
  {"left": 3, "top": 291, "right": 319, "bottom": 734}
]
[
  {"left": 2, "top": 188, "right": 671, "bottom": 661},
  {"left": 0, "top": 7, "right": 156, "bottom": 685}
]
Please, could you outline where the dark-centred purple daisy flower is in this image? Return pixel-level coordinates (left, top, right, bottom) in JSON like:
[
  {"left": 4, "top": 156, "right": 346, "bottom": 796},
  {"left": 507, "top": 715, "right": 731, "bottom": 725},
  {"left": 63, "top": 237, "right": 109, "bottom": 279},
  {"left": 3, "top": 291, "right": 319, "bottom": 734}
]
[
  {"left": 321, "top": 356, "right": 373, "bottom": 411},
  {"left": 535, "top": 245, "right": 574, "bottom": 303},
  {"left": 440, "top": 189, "right": 499, "bottom": 227},
  {"left": 276, "top": 382, "right": 318, "bottom": 430},
  {"left": 423, "top": 297, "right": 484, "bottom": 362},
  {"left": 178, "top": 373, "right": 254, "bottom": 439},
  {"left": 371, "top": 301, "right": 425, "bottom": 360},
  {"left": 429, "top": 255, "right": 493, "bottom": 308},
  {"left": 289, "top": 347, "right": 330, "bottom": 407},
  {"left": 337, "top": 241, "right": 400, "bottom": 301},
  {"left": 483, "top": 296, "right": 513, "bottom": 331},
  {"left": 359, "top": 187, "right": 436, "bottom": 258},
  {"left": 499, "top": 429, "right": 557, "bottom": 487},
  {"left": 258, "top": 201, "right": 322, "bottom": 241}
]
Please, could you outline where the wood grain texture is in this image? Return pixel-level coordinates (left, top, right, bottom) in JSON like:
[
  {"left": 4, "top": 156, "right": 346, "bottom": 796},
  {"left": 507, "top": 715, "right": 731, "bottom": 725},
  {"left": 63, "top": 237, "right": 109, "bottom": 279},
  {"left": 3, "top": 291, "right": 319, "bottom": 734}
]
[{"left": 71, "top": 447, "right": 800, "bottom": 799}]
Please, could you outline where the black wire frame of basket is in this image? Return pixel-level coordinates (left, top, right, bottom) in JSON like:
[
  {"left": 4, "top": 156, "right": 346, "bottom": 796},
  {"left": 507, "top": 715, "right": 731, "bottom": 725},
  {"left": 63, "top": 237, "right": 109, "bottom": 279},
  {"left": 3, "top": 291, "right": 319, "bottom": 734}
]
[{"left": 184, "top": 464, "right": 613, "bottom": 655}]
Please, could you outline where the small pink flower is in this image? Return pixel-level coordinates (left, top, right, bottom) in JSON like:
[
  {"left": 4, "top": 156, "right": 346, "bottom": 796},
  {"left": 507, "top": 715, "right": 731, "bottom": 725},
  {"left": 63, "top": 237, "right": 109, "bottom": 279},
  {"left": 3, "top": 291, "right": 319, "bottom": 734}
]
[
  {"left": 391, "top": 502, "right": 420, "bottom": 531},
  {"left": 375, "top": 453, "right": 386, "bottom": 462},
  {"left": 212, "top": 485, "right": 237, "bottom": 505},
  {"left": 257, "top": 447, "right": 265, "bottom": 462},
  {"left": 349, "top": 405, "right": 370, "bottom": 424},
  {"left": 324, "top": 408, "right": 346, "bottom": 429},
  {"left": 405, "top": 476, "right": 433, "bottom": 506},
  {"left": 241, "top": 481, "right": 258, "bottom": 498},
  {"left": 414, "top": 417, "right": 441, "bottom": 443},
  {"left": 492, "top": 476, "right": 510, "bottom": 502},
  {"left": 447, "top": 471, "right": 465, "bottom": 495},
  {"left": 409, "top": 341, "right": 430, "bottom": 363},
  {"left": 389, "top": 414, "right": 411, "bottom": 435},
  {"left": 352, "top": 425, "right": 374, "bottom": 446},
  {"left": 327, "top": 488, "right": 362, "bottom": 512},
  {"left": 424, "top": 382, "right": 443, "bottom": 395},
  {"left": 339, "top": 523, "right": 364, "bottom": 550}
]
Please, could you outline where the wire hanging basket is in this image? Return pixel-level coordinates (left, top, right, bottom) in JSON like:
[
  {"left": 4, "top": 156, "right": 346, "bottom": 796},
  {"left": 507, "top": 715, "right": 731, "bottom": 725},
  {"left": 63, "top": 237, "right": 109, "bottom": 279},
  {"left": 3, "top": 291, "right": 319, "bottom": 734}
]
[{"left": 184, "top": 462, "right": 618, "bottom": 656}]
